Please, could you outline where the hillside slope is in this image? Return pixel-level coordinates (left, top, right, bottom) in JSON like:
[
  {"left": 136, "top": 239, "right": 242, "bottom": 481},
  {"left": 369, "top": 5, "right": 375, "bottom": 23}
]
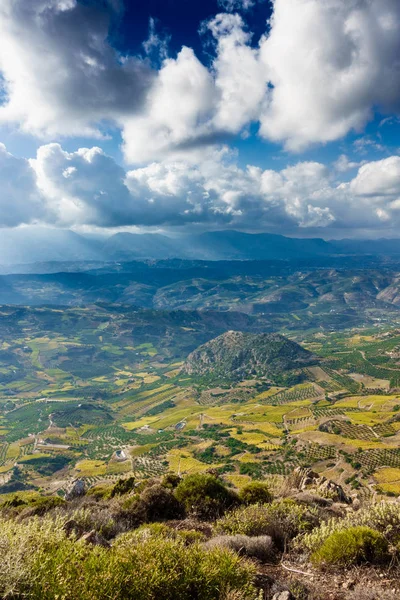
[{"left": 184, "top": 330, "right": 316, "bottom": 382}]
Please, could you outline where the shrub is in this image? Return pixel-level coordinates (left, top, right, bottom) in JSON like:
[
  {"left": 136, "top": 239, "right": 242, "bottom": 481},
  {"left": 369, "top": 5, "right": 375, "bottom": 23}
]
[
  {"left": 239, "top": 482, "right": 273, "bottom": 506},
  {"left": 162, "top": 472, "right": 182, "bottom": 489},
  {"left": 110, "top": 476, "right": 136, "bottom": 497},
  {"left": 0, "top": 516, "right": 257, "bottom": 600},
  {"left": 299, "top": 501, "right": 400, "bottom": 553},
  {"left": 86, "top": 484, "right": 113, "bottom": 500},
  {"left": 117, "top": 483, "right": 184, "bottom": 528},
  {"left": 17, "top": 496, "right": 65, "bottom": 518},
  {"left": 1, "top": 495, "right": 65, "bottom": 518},
  {"left": 311, "top": 526, "right": 389, "bottom": 567},
  {"left": 215, "top": 500, "right": 319, "bottom": 550},
  {"left": 175, "top": 474, "right": 239, "bottom": 520},
  {"left": 134, "top": 522, "right": 206, "bottom": 545},
  {"left": 204, "top": 534, "right": 276, "bottom": 563},
  {"left": 115, "top": 497, "right": 148, "bottom": 530},
  {"left": 140, "top": 484, "right": 185, "bottom": 522},
  {"left": 66, "top": 505, "right": 120, "bottom": 539}
]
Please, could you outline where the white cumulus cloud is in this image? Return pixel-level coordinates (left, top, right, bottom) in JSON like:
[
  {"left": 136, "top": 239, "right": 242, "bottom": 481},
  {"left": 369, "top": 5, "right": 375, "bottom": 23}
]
[
  {"left": 0, "top": 144, "right": 45, "bottom": 226},
  {"left": 259, "top": 0, "right": 400, "bottom": 150},
  {"left": 0, "top": 0, "right": 399, "bottom": 161},
  {"left": 0, "top": 0, "right": 153, "bottom": 138},
  {"left": 1, "top": 141, "right": 400, "bottom": 234}
]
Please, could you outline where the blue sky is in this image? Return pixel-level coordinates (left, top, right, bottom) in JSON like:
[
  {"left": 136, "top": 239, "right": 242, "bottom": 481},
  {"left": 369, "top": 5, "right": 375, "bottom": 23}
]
[{"left": 0, "top": 0, "right": 400, "bottom": 238}]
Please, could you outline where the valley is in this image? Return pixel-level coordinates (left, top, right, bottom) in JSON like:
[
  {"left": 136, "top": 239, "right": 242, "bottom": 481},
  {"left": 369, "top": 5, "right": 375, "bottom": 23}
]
[{"left": 2, "top": 299, "right": 400, "bottom": 502}]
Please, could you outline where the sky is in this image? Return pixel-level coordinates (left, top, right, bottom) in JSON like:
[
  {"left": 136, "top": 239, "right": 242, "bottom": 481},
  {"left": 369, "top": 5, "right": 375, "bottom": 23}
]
[{"left": 0, "top": 0, "right": 400, "bottom": 239}]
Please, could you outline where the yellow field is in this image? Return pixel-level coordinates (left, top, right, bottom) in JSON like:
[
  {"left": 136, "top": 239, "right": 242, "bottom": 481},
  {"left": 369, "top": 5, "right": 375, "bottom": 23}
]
[
  {"left": 225, "top": 474, "right": 252, "bottom": 489},
  {"left": 238, "top": 452, "right": 261, "bottom": 463},
  {"left": 348, "top": 411, "right": 387, "bottom": 425},
  {"left": 286, "top": 407, "right": 312, "bottom": 419},
  {"left": 228, "top": 429, "right": 267, "bottom": 446},
  {"left": 143, "top": 375, "right": 161, "bottom": 384},
  {"left": 0, "top": 464, "right": 13, "bottom": 474},
  {"left": 248, "top": 422, "right": 282, "bottom": 437},
  {"left": 165, "top": 369, "right": 181, "bottom": 378},
  {"left": 254, "top": 387, "right": 283, "bottom": 400},
  {"left": 106, "top": 461, "right": 131, "bottom": 475},
  {"left": 374, "top": 467, "right": 400, "bottom": 483},
  {"left": 167, "top": 450, "right": 219, "bottom": 474},
  {"left": 131, "top": 443, "right": 157, "bottom": 457},
  {"left": 19, "top": 453, "right": 50, "bottom": 462},
  {"left": 296, "top": 430, "right": 392, "bottom": 451},
  {"left": 290, "top": 424, "right": 318, "bottom": 434},
  {"left": 75, "top": 460, "right": 107, "bottom": 477},
  {"left": 6, "top": 444, "right": 20, "bottom": 460},
  {"left": 374, "top": 468, "right": 400, "bottom": 494}
]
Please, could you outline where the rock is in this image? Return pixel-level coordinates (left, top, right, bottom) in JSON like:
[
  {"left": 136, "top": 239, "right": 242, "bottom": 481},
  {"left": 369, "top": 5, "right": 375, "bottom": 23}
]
[
  {"left": 292, "top": 467, "right": 351, "bottom": 504},
  {"left": 253, "top": 573, "right": 274, "bottom": 590},
  {"left": 272, "top": 592, "right": 293, "bottom": 600},
  {"left": 80, "top": 530, "right": 110, "bottom": 548},
  {"left": 292, "top": 467, "right": 320, "bottom": 491},
  {"left": 292, "top": 492, "right": 333, "bottom": 507},
  {"left": 63, "top": 519, "right": 85, "bottom": 538},
  {"left": 65, "top": 478, "right": 86, "bottom": 501},
  {"left": 342, "top": 579, "right": 356, "bottom": 590},
  {"left": 317, "top": 479, "right": 351, "bottom": 504}
]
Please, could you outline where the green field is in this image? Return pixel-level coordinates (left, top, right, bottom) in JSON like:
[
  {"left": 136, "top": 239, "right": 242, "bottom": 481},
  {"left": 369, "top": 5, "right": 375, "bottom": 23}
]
[{"left": 2, "top": 305, "right": 400, "bottom": 499}]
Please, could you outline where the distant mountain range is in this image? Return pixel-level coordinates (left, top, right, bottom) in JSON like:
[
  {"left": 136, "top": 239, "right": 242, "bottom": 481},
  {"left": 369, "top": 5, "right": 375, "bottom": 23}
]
[{"left": 4, "top": 227, "right": 400, "bottom": 266}]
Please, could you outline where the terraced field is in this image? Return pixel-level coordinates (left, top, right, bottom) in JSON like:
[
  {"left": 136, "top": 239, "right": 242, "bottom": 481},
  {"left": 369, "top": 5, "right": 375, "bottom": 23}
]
[{"left": 2, "top": 306, "right": 400, "bottom": 500}]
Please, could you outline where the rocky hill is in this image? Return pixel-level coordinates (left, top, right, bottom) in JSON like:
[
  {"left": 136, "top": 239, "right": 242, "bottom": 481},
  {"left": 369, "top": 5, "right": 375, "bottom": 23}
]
[{"left": 184, "top": 331, "right": 316, "bottom": 382}]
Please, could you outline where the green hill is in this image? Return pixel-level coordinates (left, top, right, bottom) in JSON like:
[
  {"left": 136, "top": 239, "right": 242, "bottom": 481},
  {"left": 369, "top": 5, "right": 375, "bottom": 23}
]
[{"left": 184, "top": 331, "right": 316, "bottom": 383}]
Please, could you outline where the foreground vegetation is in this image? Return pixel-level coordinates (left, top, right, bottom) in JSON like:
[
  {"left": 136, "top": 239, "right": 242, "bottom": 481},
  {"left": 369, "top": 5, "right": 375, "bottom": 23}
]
[{"left": 1, "top": 471, "right": 400, "bottom": 599}]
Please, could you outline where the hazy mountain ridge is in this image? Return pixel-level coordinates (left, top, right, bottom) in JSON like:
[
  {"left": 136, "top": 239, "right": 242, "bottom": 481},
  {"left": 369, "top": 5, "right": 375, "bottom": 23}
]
[{"left": 4, "top": 228, "right": 400, "bottom": 266}]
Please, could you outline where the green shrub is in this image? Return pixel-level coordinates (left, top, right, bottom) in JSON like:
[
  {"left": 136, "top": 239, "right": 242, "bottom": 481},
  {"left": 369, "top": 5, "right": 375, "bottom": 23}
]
[
  {"left": 300, "top": 501, "right": 400, "bottom": 553},
  {"left": 86, "top": 484, "right": 113, "bottom": 500},
  {"left": 110, "top": 476, "right": 136, "bottom": 497},
  {"left": 311, "top": 526, "right": 389, "bottom": 567},
  {"left": 1, "top": 495, "right": 66, "bottom": 518},
  {"left": 17, "top": 495, "right": 65, "bottom": 518},
  {"left": 134, "top": 522, "right": 206, "bottom": 545},
  {"left": 215, "top": 500, "right": 319, "bottom": 550},
  {"left": 205, "top": 534, "right": 276, "bottom": 563},
  {"left": 118, "top": 484, "right": 184, "bottom": 528},
  {"left": 239, "top": 482, "right": 273, "bottom": 506},
  {"left": 0, "top": 516, "right": 256, "bottom": 600},
  {"left": 67, "top": 506, "right": 119, "bottom": 539},
  {"left": 162, "top": 472, "right": 182, "bottom": 489},
  {"left": 140, "top": 484, "right": 185, "bottom": 522},
  {"left": 175, "top": 474, "right": 239, "bottom": 520}
]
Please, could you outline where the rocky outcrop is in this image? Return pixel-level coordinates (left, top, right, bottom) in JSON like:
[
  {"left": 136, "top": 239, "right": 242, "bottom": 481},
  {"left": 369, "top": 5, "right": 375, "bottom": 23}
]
[
  {"left": 184, "top": 331, "right": 316, "bottom": 382},
  {"left": 65, "top": 478, "right": 86, "bottom": 501},
  {"left": 292, "top": 467, "right": 351, "bottom": 504}
]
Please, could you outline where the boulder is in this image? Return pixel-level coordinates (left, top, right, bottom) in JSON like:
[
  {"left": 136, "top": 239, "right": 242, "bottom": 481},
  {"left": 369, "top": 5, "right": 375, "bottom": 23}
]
[
  {"left": 292, "top": 467, "right": 351, "bottom": 504},
  {"left": 65, "top": 479, "right": 86, "bottom": 501},
  {"left": 272, "top": 592, "right": 293, "bottom": 600},
  {"left": 317, "top": 478, "right": 351, "bottom": 504}
]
